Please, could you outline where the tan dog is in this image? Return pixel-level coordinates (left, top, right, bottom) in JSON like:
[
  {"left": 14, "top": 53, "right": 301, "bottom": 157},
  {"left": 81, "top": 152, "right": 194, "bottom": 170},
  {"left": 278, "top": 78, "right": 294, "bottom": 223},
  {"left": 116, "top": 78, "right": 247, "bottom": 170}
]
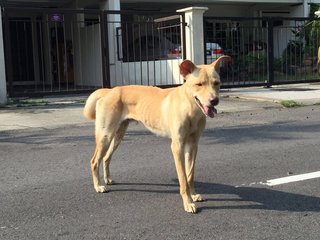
[{"left": 83, "top": 56, "right": 230, "bottom": 213}]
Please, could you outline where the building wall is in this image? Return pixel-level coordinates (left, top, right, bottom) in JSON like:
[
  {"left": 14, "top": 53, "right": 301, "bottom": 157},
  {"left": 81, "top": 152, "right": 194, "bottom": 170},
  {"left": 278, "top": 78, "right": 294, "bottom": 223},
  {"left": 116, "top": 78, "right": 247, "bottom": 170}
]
[
  {"left": 109, "top": 59, "right": 183, "bottom": 87},
  {"left": 75, "top": 23, "right": 103, "bottom": 87}
]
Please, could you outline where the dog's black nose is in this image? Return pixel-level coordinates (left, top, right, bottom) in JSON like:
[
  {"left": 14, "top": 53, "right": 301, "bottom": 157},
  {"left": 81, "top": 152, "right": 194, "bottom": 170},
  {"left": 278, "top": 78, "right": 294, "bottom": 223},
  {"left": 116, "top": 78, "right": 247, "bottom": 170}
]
[{"left": 210, "top": 97, "right": 219, "bottom": 106}]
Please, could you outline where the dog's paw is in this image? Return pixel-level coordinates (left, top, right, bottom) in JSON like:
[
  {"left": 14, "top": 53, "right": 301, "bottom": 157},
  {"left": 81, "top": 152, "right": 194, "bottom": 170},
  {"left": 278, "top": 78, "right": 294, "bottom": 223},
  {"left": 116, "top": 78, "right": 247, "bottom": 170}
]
[
  {"left": 184, "top": 202, "right": 197, "bottom": 213},
  {"left": 104, "top": 178, "right": 114, "bottom": 185},
  {"left": 192, "top": 194, "right": 205, "bottom": 202},
  {"left": 95, "top": 185, "right": 107, "bottom": 193}
]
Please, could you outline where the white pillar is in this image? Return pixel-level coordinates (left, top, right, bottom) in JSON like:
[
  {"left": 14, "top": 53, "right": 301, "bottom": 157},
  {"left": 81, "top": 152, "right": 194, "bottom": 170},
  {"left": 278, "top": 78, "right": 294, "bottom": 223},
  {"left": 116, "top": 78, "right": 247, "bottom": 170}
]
[
  {"left": 0, "top": 6, "right": 7, "bottom": 105},
  {"left": 303, "top": 0, "right": 309, "bottom": 17},
  {"left": 177, "top": 7, "right": 208, "bottom": 64},
  {"left": 100, "top": 0, "right": 120, "bottom": 13},
  {"left": 100, "top": 0, "right": 121, "bottom": 65}
]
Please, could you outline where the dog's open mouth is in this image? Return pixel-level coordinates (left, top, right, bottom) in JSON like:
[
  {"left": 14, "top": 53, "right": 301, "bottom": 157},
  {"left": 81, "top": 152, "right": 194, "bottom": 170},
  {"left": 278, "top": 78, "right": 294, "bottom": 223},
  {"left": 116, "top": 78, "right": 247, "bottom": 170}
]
[{"left": 194, "top": 96, "right": 217, "bottom": 118}]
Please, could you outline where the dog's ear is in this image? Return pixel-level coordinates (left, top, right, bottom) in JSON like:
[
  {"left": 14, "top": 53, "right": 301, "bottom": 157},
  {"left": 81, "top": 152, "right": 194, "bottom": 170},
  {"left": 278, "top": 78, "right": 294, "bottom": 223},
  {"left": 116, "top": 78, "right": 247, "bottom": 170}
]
[
  {"left": 179, "top": 60, "right": 196, "bottom": 77},
  {"left": 211, "top": 55, "right": 231, "bottom": 73}
]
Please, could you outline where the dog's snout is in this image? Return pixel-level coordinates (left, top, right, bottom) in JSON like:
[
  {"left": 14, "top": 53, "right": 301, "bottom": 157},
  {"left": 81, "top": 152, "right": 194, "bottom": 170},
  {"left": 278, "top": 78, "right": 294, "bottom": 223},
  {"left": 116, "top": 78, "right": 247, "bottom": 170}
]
[{"left": 210, "top": 97, "right": 219, "bottom": 106}]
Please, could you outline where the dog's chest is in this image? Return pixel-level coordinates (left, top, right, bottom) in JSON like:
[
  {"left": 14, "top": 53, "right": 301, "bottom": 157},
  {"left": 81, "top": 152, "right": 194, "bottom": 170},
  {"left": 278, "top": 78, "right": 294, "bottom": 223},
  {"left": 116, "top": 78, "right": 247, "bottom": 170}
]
[
  {"left": 144, "top": 124, "right": 171, "bottom": 138},
  {"left": 187, "top": 116, "right": 206, "bottom": 133}
]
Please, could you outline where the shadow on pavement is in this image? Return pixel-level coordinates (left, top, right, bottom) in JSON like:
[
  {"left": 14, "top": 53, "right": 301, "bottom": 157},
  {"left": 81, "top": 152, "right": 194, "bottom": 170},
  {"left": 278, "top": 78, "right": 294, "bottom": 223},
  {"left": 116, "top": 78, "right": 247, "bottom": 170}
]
[{"left": 109, "top": 181, "right": 320, "bottom": 213}]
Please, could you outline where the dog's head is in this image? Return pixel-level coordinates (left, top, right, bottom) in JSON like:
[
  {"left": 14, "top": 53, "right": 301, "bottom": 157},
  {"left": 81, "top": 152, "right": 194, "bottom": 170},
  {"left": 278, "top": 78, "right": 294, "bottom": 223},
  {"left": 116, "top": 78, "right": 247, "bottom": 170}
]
[{"left": 179, "top": 55, "right": 231, "bottom": 118}]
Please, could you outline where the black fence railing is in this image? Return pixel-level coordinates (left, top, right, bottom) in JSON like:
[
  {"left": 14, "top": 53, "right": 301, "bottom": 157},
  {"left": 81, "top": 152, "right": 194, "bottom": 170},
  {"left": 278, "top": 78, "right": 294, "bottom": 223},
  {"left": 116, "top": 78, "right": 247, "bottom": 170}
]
[
  {"left": 108, "top": 12, "right": 185, "bottom": 87},
  {"left": 204, "top": 16, "right": 320, "bottom": 88},
  {"left": 6, "top": 9, "right": 319, "bottom": 97},
  {"left": 3, "top": 8, "right": 104, "bottom": 96},
  {"left": 2, "top": 7, "right": 185, "bottom": 97}
]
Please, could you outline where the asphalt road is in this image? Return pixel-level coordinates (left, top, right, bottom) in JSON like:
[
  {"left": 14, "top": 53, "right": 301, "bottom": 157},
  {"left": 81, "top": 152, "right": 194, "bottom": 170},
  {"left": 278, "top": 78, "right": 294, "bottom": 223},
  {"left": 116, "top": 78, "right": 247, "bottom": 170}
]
[{"left": 1, "top": 105, "right": 320, "bottom": 240}]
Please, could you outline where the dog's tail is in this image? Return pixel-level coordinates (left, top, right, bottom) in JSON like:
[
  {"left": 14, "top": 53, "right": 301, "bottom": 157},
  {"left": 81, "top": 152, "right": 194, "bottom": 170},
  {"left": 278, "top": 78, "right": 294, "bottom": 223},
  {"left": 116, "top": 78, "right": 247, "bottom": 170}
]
[{"left": 83, "top": 88, "right": 110, "bottom": 120}]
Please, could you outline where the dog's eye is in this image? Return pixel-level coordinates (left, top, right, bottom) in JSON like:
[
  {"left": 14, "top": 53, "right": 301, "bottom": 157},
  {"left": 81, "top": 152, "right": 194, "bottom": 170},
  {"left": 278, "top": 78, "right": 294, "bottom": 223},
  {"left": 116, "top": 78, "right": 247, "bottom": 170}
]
[
  {"left": 196, "top": 83, "right": 203, "bottom": 87},
  {"left": 213, "top": 81, "right": 220, "bottom": 86}
]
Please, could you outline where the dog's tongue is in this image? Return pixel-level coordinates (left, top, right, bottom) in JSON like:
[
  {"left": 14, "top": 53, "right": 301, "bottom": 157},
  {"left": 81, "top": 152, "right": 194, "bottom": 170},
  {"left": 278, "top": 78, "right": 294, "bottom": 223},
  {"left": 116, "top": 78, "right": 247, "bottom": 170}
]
[{"left": 203, "top": 106, "right": 217, "bottom": 118}]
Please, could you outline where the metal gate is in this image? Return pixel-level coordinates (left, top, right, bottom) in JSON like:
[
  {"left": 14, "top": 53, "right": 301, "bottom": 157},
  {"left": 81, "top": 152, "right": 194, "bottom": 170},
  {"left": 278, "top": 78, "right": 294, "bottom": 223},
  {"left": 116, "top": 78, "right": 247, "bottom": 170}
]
[
  {"left": 2, "top": 8, "right": 185, "bottom": 97},
  {"left": 103, "top": 11, "right": 186, "bottom": 88},
  {"left": 204, "top": 16, "right": 320, "bottom": 88}
]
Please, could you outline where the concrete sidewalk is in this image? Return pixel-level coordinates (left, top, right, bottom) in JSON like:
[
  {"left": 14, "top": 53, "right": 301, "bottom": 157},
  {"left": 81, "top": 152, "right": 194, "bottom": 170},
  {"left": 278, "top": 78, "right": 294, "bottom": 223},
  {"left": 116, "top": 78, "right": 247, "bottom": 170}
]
[
  {"left": 222, "top": 83, "right": 320, "bottom": 105},
  {"left": 0, "top": 83, "right": 319, "bottom": 132}
]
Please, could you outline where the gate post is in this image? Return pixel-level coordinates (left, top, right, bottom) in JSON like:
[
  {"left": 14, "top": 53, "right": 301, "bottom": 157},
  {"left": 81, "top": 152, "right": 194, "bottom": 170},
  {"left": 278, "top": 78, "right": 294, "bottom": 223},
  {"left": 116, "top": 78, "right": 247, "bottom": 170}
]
[
  {"left": 177, "top": 7, "right": 208, "bottom": 64},
  {"left": 267, "top": 18, "right": 274, "bottom": 87},
  {"left": 0, "top": 7, "right": 7, "bottom": 104},
  {"left": 100, "top": 0, "right": 121, "bottom": 87},
  {"left": 99, "top": 11, "right": 108, "bottom": 87}
]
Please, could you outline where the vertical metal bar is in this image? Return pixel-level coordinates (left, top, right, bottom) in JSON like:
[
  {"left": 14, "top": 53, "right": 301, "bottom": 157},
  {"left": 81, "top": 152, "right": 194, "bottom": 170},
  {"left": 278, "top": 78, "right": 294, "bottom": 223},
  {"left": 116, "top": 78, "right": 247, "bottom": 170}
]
[
  {"left": 70, "top": 17, "right": 76, "bottom": 90},
  {"left": 145, "top": 22, "right": 149, "bottom": 85},
  {"left": 55, "top": 21, "right": 61, "bottom": 91},
  {"left": 132, "top": 23, "right": 137, "bottom": 84},
  {"left": 267, "top": 18, "right": 274, "bottom": 87},
  {"left": 116, "top": 26, "right": 121, "bottom": 60},
  {"left": 181, "top": 13, "right": 186, "bottom": 60},
  {"left": 285, "top": 25, "right": 289, "bottom": 81},
  {"left": 139, "top": 23, "right": 142, "bottom": 85},
  {"left": 151, "top": 22, "right": 156, "bottom": 85},
  {"left": 46, "top": 14, "right": 52, "bottom": 92},
  {"left": 254, "top": 26, "right": 258, "bottom": 82},
  {"left": 91, "top": 19, "right": 96, "bottom": 87},
  {"left": 238, "top": 21, "right": 244, "bottom": 84},
  {"left": 202, "top": 17, "right": 208, "bottom": 64},
  {"left": 294, "top": 22, "right": 297, "bottom": 82},
  {"left": 100, "top": 10, "right": 109, "bottom": 87},
  {"left": 126, "top": 22, "right": 129, "bottom": 85},
  {"left": 31, "top": 19, "right": 37, "bottom": 91},
  {"left": 23, "top": 21, "right": 30, "bottom": 82},
  {"left": 132, "top": 23, "right": 136, "bottom": 62},
  {"left": 3, "top": 9, "right": 14, "bottom": 95},
  {"left": 77, "top": 15, "right": 83, "bottom": 89},
  {"left": 62, "top": 14, "right": 68, "bottom": 91},
  {"left": 105, "top": 12, "right": 111, "bottom": 87},
  {"left": 38, "top": 19, "right": 45, "bottom": 91},
  {"left": 16, "top": 21, "right": 22, "bottom": 82}
]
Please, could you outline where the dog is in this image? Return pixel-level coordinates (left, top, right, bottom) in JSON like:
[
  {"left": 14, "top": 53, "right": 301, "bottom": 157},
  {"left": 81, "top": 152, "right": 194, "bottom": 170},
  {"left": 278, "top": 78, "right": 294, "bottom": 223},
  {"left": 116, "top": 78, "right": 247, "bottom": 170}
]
[{"left": 83, "top": 55, "right": 230, "bottom": 213}]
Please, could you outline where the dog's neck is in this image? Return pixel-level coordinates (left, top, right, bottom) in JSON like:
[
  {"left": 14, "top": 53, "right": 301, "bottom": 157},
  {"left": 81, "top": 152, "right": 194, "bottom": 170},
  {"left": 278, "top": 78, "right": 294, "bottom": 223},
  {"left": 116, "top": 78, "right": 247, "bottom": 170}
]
[{"left": 176, "top": 84, "right": 207, "bottom": 121}]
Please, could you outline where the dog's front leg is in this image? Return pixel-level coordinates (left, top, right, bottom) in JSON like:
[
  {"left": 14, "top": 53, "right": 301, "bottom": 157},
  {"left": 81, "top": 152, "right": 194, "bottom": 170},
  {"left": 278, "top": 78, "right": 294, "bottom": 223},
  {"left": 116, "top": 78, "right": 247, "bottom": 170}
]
[
  {"left": 185, "top": 141, "right": 204, "bottom": 202},
  {"left": 171, "top": 139, "right": 197, "bottom": 213}
]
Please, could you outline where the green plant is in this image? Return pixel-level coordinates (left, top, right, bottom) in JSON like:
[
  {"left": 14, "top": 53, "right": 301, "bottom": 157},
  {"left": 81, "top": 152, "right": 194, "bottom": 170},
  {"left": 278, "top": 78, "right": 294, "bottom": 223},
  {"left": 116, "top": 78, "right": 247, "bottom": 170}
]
[
  {"left": 304, "top": 4, "right": 320, "bottom": 56},
  {"left": 304, "top": 44, "right": 318, "bottom": 57},
  {"left": 240, "top": 52, "right": 267, "bottom": 74},
  {"left": 14, "top": 99, "right": 49, "bottom": 107},
  {"left": 243, "top": 52, "right": 267, "bottom": 65},
  {"left": 280, "top": 100, "right": 303, "bottom": 108},
  {"left": 273, "top": 58, "right": 283, "bottom": 72},
  {"left": 76, "top": 99, "right": 86, "bottom": 104},
  {"left": 6, "top": 98, "right": 14, "bottom": 105},
  {"left": 281, "top": 40, "right": 304, "bottom": 74},
  {"left": 307, "top": 5, "right": 320, "bottom": 75}
]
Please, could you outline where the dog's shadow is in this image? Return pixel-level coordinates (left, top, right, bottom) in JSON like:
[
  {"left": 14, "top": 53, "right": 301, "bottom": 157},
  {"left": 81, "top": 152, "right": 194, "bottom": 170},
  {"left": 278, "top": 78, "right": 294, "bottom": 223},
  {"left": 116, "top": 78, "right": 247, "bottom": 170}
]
[
  {"left": 110, "top": 180, "right": 320, "bottom": 213},
  {"left": 196, "top": 181, "right": 320, "bottom": 212}
]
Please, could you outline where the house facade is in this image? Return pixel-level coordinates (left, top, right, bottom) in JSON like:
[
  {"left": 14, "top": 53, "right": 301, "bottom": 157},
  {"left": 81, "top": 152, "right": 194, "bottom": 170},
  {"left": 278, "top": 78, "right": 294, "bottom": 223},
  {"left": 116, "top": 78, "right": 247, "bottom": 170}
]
[{"left": 1, "top": 0, "right": 320, "bottom": 104}]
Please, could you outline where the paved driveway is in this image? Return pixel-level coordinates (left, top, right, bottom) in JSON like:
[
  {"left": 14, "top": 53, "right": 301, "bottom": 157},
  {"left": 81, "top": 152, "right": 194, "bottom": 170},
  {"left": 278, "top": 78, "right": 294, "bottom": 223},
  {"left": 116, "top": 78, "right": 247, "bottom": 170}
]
[{"left": 0, "top": 105, "right": 320, "bottom": 240}]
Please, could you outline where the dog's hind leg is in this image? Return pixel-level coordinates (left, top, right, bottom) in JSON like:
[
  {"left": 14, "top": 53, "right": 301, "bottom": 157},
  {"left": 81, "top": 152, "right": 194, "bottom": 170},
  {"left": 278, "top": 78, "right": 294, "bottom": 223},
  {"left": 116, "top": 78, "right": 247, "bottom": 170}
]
[
  {"left": 90, "top": 131, "right": 114, "bottom": 193},
  {"left": 103, "top": 120, "right": 129, "bottom": 185}
]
